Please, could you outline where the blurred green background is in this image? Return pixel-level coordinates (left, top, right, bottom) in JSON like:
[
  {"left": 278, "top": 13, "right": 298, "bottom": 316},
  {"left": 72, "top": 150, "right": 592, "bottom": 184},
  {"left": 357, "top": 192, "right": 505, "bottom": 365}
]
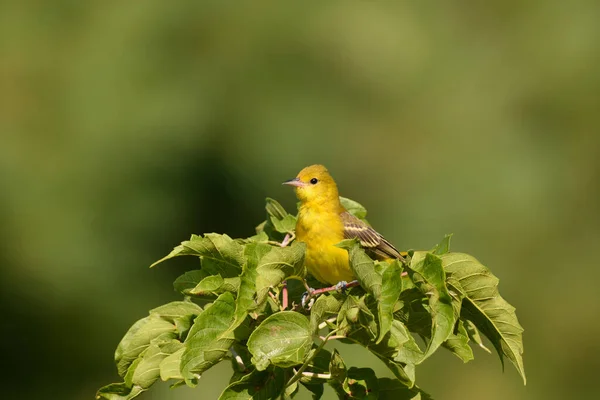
[{"left": 2, "top": 1, "right": 599, "bottom": 399}]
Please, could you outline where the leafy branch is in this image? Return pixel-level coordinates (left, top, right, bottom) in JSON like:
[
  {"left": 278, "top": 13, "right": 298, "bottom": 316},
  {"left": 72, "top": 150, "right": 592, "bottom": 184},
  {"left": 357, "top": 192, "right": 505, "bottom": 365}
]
[{"left": 97, "top": 197, "right": 525, "bottom": 400}]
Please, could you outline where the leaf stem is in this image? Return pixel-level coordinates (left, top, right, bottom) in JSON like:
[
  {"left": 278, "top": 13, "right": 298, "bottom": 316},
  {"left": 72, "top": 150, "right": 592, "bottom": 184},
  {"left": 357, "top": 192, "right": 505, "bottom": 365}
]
[
  {"left": 295, "top": 370, "right": 331, "bottom": 380},
  {"left": 318, "top": 317, "right": 337, "bottom": 330},
  {"left": 319, "top": 335, "right": 345, "bottom": 341}
]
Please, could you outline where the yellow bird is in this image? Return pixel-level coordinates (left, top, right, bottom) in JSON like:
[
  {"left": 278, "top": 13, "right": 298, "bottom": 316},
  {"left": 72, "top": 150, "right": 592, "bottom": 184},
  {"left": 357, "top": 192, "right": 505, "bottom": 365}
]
[{"left": 283, "top": 164, "right": 405, "bottom": 285}]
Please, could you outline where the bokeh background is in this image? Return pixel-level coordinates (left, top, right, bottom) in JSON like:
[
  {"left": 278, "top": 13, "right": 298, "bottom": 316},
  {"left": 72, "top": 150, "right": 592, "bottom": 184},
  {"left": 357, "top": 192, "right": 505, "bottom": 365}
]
[{"left": 2, "top": 1, "right": 599, "bottom": 399}]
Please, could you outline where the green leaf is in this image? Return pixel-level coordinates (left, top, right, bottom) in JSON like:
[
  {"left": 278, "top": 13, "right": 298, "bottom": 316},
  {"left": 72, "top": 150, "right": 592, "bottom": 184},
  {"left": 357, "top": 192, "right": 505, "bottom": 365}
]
[
  {"left": 255, "top": 241, "right": 306, "bottom": 305},
  {"left": 299, "top": 348, "right": 332, "bottom": 396},
  {"left": 230, "top": 242, "right": 272, "bottom": 330},
  {"left": 331, "top": 365, "right": 379, "bottom": 399},
  {"left": 442, "top": 319, "right": 474, "bottom": 363},
  {"left": 340, "top": 196, "right": 368, "bottom": 220},
  {"left": 347, "top": 367, "right": 380, "bottom": 399},
  {"left": 96, "top": 383, "right": 144, "bottom": 400},
  {"left": 189, "top": 275, "right": 240, "bottom": 296},
  {"left": 378, "top": 378, "right": 433, "bottom": 400},
  {"left": 328, "top": 350, "right": 347, "bottom": 397},
  {"left": 218, "top": 368, "right": 285, "bottom": 400},
  {"left": 265, "top": 197, "right": 288, "bottom": 220},
  {"left": 128, "top": 339, "right": 183, "bottom": 389},
  {"left": 464, "top": 319, "right": 492, "bottom": 353},
  {"left": 151, "top": 233, "right": 245, "bottom": 278},
  {"left": 442, "top": 253, "right": 526, "bottom": 384},
  {"left": 173, "top": 270, "right": 206, "bottom": 294},
  {"left": 337, "top": 294, "right": 377, "bottom": 339},
  {"left": 149, "top": 301, "right": 203, "bottom": 323},
  {"left": 368, "top": 321, "right": 421, "bottom": 387},
  {"left": 337, "top": 240, "right": 381, "bottom": 299},
  {"left": 240, "top": 231, "right": 270, "bottom": 244},
  {"left": 160, "top": 347, "right": 185, "bottom": 381},
  {"left": 431, "top": 234, "right": 452, "bottom": 255},
  {"left": 271, "top": 214, "right": 297, "bottom": 234},
  {"left": 266, "top": 197, "right": 297, "bottom": 233},
  {"left": 181, "top": 292, "right": 237, "bottom": 383},
  {"left": 248, "top": 311, "right": 312, "bottom": 371},
  {"left": 309, "top": 294, "right": 343, "bottom": 334},
  {"left": 378, "top": 260, "right": 403, "bottom": 343},
  {"left": 298, "top": 349, "right": 332, "bottom": 399},
  {"left": 115, "top": 316, "right": 177, "bottom": 377},
  {"left": 150, "top": 234, "right": 202, "bottom": 268},
  {"left": 409, "top": 252, "right": 455, "bottom": 362},
  {"left": 300, "top": 382, "right": 324, "bottom": 400}
]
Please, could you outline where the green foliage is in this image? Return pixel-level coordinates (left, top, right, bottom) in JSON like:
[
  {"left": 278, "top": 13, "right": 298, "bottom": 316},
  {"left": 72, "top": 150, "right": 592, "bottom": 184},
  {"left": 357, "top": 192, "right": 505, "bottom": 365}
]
[{"left": 97, "top": 198, "right": 525, "bottom": 399}]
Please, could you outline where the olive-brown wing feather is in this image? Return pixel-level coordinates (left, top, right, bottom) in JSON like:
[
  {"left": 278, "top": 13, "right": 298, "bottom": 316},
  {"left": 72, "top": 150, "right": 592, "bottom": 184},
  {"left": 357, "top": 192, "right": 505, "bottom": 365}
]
[{"left": 340, "top": 211, "right": 402, "bottom": 260}]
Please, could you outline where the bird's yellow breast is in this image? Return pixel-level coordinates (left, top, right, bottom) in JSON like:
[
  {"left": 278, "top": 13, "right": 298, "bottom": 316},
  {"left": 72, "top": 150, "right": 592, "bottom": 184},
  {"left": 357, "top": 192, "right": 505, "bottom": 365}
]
[{"left": 296, "top": 204, "right": 354, "bottom": 284}]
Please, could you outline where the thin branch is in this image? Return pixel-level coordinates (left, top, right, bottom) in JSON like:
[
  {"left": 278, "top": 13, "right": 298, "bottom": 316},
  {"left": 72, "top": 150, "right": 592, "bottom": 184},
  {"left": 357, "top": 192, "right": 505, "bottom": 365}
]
[{"left": 282, "top": 280, "right": 288, "bottom": 310}]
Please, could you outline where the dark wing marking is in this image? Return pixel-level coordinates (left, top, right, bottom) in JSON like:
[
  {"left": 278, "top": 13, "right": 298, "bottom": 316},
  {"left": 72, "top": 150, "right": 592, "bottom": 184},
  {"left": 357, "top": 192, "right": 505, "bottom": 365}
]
[{"left": 340, "top": 211, "right": 403, "bottom": 260}]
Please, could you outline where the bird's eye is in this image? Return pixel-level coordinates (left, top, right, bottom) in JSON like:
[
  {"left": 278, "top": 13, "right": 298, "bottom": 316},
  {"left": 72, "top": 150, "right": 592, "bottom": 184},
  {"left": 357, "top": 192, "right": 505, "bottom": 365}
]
[{"left": 310, "top": 178, "right": 318, "bottom": 185}]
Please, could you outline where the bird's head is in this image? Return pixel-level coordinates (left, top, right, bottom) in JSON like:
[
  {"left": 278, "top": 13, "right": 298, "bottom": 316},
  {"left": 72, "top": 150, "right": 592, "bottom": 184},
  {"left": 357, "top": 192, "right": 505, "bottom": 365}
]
[{"left": 283, "top": 164, "right": 340, "bottom": 206}]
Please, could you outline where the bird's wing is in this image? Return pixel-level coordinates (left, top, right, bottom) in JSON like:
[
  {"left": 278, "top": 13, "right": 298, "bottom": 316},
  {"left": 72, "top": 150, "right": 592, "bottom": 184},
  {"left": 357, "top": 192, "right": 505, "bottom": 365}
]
[{"left": 340, "top": 211, "right": 403, "bottom": 260}]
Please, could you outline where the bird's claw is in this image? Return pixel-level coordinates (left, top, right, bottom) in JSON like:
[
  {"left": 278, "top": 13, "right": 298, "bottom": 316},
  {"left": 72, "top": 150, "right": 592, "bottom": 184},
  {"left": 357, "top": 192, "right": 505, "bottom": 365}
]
[
  {"left": 334, "top": 281, "right": 348, "bottom": 292},
  {"left": 301, "top": 288, "right": 315, "bottom": 309}
]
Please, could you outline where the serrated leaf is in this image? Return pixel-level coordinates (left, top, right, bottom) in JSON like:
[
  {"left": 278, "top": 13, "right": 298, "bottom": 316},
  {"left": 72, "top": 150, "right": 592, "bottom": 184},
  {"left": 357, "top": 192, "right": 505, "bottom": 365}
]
[
  {"left": 378, "top": 260, "right": 403, "bottom": 343},
  {"left": 255, "top": 242, "right": 305, "bottom": 305},
  {"left": 173, "top": 270, "right": 206, "bottom": 294},
  {"left": 115, "top": 316, "right": 177, "bottom": 377},
  {"left": 340, "top": 196, "right": 368, "bottom": 220},
  {"left": 369, "top": 321, "right": 421, "bottom": 387},
  {"left": 229, "top": 242, "right": 272, "bottom": 330},
  {"left": 218, "top": 368, "right": 285, "bottom": 400},
  {"left": 329, "top": 349, "right": 347, "bottom": 381},
  {"left": 160, "top": 347, "right": 185, "bottom": 381},
  {"left": 409, "top": 252, "right": 455, "bottom": 362},
  {"left": 442, "top": 319, "right": 474, "bottom": 363},
  {"left": 337, "top": 295, "right": 377, "bottom": 339},
  {"left": 189, "top": 274, "right": 240, "bottom": 295},
  {"left": 442, "top": 253, "right": 526, "bottom": 384},
  {"left": 241, "top": 231, "right": 270, "bottom": 243},
  {"left": 299, "top": 348, "right": 332, "bottom": 389},
  {"left": 309, "top": 294, "right": 342, "bottom": 334},
  {"left": 96, "top": 383, "right": 144, "bottom": 400},
  {"left": 248, "top": 311, "right": 312, "bottom": 371},
  {"left": 181, "top": 292, "right": 237, "bottom": 383},
  {"left": 378, "top": 378, "right": 433, "bottom": 400},
  {"left": 266, "top": 197, "right": 297, "bottom": 234},
  {"left": 149, "top": 301, "right": 203, "bottom": 323},
  {"left": 265, "top": 197, "right": 288, "bottom": 220},
  {"left": 300, "top": 382, "right": 324, "bottom": 400},
  {"left": 150, "top": 234, "right": 202, "bottom": 268},
  {"left": 271, "top": 214, "right": 297, "bottom": 234},
  {"left": 346, "top": 367, "right": 379, "bottom": 399},
  {"left": 337, "top": 240, "right": 381, "bottom": 299},
  {"left": 151, "top": 233, "right": 245, "bottom": 277},
  {"left": 184, "top": 233, "right": 246, "bottom": 277},
  {"left": 431, "top": 234, "right": 452, "bottom": 255},
  {"left": 463, "top": 319, "right": 492, "bottom": 353},
  {"left": 129, "top": 339, "right": 183, "bottom": 389},
  {"left": 330, "top": 365, "right": 379, "bottom": 399}
]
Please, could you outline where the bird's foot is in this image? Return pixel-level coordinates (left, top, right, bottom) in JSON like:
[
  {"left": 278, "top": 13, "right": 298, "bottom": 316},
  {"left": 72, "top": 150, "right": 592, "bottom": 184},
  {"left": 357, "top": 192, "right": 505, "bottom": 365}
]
[{"left": 301, "top": 288, "right": 315, "bottom": 309}]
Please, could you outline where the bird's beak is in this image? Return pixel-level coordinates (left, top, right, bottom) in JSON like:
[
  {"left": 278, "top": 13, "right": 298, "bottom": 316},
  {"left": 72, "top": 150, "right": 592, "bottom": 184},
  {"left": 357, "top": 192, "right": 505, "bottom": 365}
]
[{"left": 282, "top": 177, "right": 305, "bottom": 187}]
